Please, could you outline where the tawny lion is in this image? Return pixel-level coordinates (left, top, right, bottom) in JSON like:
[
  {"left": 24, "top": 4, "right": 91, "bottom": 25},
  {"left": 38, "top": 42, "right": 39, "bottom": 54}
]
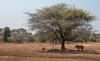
[
  {"left": 42, "top": 48, "right": 48, "bottom": 52},
  {"left": 75, "top": 45, "right": 84, "bottom": 51}
]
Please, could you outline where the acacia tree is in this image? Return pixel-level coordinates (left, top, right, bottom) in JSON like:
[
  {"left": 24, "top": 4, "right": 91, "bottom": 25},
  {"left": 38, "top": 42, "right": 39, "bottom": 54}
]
[
  {"left": 3, "top": 27, "right": 11, "bottom": 42},
  {"left": 26, "top": 3, "right": 95, "bottom": 51}
]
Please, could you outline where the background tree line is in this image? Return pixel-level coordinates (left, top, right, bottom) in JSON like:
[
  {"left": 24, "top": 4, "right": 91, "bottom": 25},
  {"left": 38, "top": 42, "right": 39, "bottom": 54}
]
[
  {"left": 0, "top": 27, "right": 34, "bottom": 43},
  {"left": 0, "top": 26, "right": 97, "bottom": 43}
]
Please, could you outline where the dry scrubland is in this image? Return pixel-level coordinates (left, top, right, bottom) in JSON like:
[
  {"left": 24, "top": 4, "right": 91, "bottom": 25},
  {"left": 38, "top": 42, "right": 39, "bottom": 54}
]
[{"left": 0, "top": 42, "right": 100, "bottom": 61}]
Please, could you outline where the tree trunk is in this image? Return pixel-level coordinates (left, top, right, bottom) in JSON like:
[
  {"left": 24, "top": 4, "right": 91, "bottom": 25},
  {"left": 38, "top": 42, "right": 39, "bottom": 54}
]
[
  {"left": 61, "top": 40, "right": 66, "bottom": 52},
  {"left": 3, "top": 36, "right": 7, "bottom": 42},
  {"left": 85, "top": 40, "right": 87, "bottom": 43}
]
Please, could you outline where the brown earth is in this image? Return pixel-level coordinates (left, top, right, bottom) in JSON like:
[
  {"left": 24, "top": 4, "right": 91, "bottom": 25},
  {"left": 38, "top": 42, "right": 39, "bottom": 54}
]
[{"left": 0, "top": 42, "right": 100, "bottom": 61}]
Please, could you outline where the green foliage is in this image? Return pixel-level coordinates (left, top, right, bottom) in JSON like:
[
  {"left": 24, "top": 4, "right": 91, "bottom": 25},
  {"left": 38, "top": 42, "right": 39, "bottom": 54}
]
[
  {"left": 8, "top": 28, "right": 34, "bottom": 43},
  {"left": 10, "top": 32, "right": 24, "bottom": 43},
  {"left": 74, "top": 37, "right": 85, "bottom": 42},
  {"left": 15, "top": 34, "right": 24, "bottom": 43},
  {"left": 0, "top": 28, "right": 34, "bottom": 43},
  {"left": 11, "top": 28, "right": 26, "bottom": 34},
  {"left": 34, "top": 30, "right": 58, "bottom": 43},
  {"left": 7, "top": 37, "right": 15, "bottom": 42},
  {"left": 89, "top": 37, "right": 97, "bottom": 42},
  {"left": 3, "top": 27, "right": 11, "bottom": 42},
  {"left": 0, "top": 36, "right": 3, "bottom": 42},
  {"left": 73, "top": 30, "right": 92, "bottom": 42},
  {"left": 25, "top": 34, "right": 34, "bottom": 42},
  {"left": 34, "top": 31, "right": 47, "bottom": 43}
]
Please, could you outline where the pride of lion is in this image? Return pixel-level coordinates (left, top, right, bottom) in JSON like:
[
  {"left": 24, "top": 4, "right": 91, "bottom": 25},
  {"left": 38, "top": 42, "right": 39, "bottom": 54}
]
[{"left": 42, "top": 45, "right": 84, "bottom": 52}]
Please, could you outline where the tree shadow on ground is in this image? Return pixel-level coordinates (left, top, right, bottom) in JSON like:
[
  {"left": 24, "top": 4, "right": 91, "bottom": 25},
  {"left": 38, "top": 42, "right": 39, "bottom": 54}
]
[{"left": 39, "top": 48, "right": 100, "bottom": 54}]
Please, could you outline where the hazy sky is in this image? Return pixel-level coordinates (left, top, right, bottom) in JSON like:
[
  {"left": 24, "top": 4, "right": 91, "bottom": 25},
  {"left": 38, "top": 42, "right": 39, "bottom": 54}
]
[{"left": 0, "top": 0, "right": 100, "bottom": 33}]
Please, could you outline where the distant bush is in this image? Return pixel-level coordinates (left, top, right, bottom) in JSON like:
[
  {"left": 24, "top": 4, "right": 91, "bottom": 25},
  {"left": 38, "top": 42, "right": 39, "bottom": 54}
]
[
  {"left": 74, "top": 37, "right": 85, "bottom": 42},
  {"left": 0, "top": 36, "right": 3, "bottom": 42},
  {"left": 8, "top": 32, "right": 24, "bottom": 43},
  {"left": 14, "top": 34, "right": 24, "bottom": 43},
  {"left": 34, "top": 35, "right": 47, "bottom": 43},
  {"left": 25, "top": 35, "right": 34, "bottom": 42},
  {"left": 7, "top": 37, "right": 15, "bottom": 42},
  {"left": 89, "top": 37, "right": 97, "bottom": 42}
]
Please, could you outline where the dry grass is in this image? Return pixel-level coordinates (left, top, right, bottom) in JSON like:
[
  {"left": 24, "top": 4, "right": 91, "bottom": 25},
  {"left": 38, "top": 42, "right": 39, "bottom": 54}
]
[{"left": 0, "top": 42, "right": 100, "bottom": 61}]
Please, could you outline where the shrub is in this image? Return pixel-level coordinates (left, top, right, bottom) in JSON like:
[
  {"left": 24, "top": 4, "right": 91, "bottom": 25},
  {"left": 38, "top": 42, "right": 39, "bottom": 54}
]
[
  {"left": 0, "top": 36, "right": 3, "bottom": 42},
  {"left": 14, "top": 34, "right": 24, "bottom": 43},
  {"left": 9, "top": 32, "right": 24, "bottom": 43},
  {"left": 7, "top": 37, "right": 15, "bottom": 42},
  {"left": 74, "top": 37, "right": 85, "bottom": 42},
  {"left": 25, "top": 35, "right": 34, "bottom": 42},
  {"left": 89, "top": 37, "right": 97, "bottom": 42}
]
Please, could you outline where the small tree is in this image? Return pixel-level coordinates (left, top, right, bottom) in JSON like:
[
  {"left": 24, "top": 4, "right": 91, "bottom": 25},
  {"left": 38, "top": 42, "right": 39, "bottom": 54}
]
[{"left": 3, "top": 27, "right": 11, "bottom": 42}]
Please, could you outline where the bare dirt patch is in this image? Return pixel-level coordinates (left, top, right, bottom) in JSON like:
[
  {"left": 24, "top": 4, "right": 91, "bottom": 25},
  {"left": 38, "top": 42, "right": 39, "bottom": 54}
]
[{"left": 0, "top": 42, "right": 100, "bottom": 61}]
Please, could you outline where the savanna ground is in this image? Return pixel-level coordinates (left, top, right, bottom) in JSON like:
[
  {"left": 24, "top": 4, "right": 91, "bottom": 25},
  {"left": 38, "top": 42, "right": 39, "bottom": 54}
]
[{"left": 0, "top": 42, "right": 100, "bottom": 61}]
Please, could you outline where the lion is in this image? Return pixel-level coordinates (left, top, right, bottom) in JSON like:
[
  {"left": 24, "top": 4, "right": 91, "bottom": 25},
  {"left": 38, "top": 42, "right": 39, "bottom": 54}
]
[
  {"left": 75, "top": 45, "right": 84, "bottom": 51},
  {"left": 42, "top": 48, "right": 48, "bottom": 52},
  {"left": 42, "top": 48, "right": 60, "bottom": 52}
]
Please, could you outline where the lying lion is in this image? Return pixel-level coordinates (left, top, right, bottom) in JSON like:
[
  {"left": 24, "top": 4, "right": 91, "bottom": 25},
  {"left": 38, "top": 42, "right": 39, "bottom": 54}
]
[
  {"left": 42, "top": 48, "right": 60, "bottom": 52},
  {"left": 42, "top": 48, "right": 48, "bottom": 52}
]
